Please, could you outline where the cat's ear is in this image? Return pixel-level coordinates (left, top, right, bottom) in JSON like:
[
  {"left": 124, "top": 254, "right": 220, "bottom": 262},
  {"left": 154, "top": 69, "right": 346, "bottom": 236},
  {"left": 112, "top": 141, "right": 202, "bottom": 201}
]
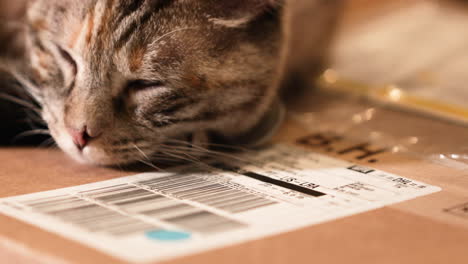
[
  {"left": 208, "top": 0, "right": 282, "bottom": 28},
  {"left": 0, "top": 0, "right": 29, "bottom": 59}
]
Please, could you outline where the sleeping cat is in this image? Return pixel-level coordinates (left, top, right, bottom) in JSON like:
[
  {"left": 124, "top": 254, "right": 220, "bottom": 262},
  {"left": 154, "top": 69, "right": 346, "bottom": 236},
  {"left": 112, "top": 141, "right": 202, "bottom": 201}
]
[{"left": 0, "top": 0, "right": 341, "bottom": 166}]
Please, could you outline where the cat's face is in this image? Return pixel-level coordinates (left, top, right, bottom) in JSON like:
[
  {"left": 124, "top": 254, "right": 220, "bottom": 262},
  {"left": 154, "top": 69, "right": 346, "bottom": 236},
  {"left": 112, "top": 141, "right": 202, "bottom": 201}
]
[{"left": 11, "top": 0, "right": 281, "bottom": 165}]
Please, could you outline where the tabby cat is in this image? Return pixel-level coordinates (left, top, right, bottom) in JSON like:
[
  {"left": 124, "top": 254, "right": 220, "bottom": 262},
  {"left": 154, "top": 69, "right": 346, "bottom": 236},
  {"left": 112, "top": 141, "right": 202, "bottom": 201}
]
[{"left": 0, "top": 0, "right": 341, "bottom": 166}]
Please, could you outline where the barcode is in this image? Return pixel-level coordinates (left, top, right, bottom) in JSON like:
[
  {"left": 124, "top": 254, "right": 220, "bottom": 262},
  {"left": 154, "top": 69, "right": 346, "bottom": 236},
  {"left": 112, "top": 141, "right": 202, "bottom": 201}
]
[
  {"left": 16, "top": 172, "right": 279, "bottom": 238},
  {"left": 19, "top": 183, "right": 246, "bottom": 236},
  {"left": 21, "top": 194, "right": 157, "bottom": 236},
  {"left": 81, "top": 184, "right": 245, "bottom": 234},
  {"left": 137, "top": 174, "right": 277, "bottom": 213}
]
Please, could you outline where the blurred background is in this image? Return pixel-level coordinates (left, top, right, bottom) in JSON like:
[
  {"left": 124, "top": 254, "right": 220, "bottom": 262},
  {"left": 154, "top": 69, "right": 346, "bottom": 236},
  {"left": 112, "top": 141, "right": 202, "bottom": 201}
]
[
  {"left": 285, "top": 0, "right": 468, "bottom": 169},
  {"left": 287, "top": 0, "right": 468, "bottom": 119}
]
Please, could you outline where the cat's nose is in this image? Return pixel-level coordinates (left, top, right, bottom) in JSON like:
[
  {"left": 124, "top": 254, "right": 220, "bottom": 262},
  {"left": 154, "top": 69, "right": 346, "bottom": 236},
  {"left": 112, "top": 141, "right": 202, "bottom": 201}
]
[{"left": 68, "top": 126, "right": 93, "bottom": 150}]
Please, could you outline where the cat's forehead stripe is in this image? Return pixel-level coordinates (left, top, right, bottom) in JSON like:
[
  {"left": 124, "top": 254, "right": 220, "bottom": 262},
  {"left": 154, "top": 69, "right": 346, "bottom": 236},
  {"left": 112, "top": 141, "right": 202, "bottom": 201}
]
[
  {"left": 115, "top": 0, "right": 147, "bottom": 24},
  {"left": 114, "top": 7, "right": 154, "bottom": 51},
  {"left": 114, "top": 1, "right": 174, "bottom": 52}
]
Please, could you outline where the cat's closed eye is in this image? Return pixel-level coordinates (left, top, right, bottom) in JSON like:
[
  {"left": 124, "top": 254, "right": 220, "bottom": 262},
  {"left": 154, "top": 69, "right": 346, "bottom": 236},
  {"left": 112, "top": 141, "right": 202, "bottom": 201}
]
[
  {"left": 52, "top": 44, "right": 78, "bottom": 92},
  {"left": 56, "top": 45, "right": 77, "bottom": 76},
  {"left": 126, "top": 80, "right": 165, "bottom": 92}
]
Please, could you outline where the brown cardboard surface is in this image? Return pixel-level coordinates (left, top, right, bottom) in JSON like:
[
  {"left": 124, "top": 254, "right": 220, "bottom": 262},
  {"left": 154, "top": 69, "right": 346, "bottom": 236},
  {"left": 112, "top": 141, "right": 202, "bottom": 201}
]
[
  {"left": 0, "top": 148, "right": 136, "bottom": 198},
  {"left": 0, "top": 97, "right": 467, "bottom": 263},
  {"left": 0, "top": 213, "right": 125, "bottom": 264}
]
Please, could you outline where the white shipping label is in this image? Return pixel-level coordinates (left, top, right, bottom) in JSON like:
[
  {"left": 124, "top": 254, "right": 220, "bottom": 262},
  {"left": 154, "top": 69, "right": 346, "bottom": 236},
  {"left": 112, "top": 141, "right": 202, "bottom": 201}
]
[{"left": 0, "top": 144, "right": 440, "bottom": 263}]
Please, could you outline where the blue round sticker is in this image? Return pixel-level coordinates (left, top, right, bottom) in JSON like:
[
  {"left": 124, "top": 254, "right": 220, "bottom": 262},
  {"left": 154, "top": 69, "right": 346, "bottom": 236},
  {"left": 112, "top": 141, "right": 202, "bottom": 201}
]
[{"left": 145, "top": 230, "right": 191, "bottom": 241}]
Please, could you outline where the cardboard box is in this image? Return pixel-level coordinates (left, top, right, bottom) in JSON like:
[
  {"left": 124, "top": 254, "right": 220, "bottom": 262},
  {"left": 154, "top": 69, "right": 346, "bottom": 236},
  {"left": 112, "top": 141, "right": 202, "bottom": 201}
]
[
  {"left": 1, "top": 91, "right": 467, "bottom": 264},
  {"left": 1, "top": 1, "right": 467, "bottom": 264}
]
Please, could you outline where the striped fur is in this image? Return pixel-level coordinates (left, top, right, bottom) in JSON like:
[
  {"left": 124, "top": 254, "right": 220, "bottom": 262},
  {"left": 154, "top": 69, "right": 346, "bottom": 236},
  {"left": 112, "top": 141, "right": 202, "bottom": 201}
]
[{"left": 0, "top": 0, "right": 337, "bottom": 166}]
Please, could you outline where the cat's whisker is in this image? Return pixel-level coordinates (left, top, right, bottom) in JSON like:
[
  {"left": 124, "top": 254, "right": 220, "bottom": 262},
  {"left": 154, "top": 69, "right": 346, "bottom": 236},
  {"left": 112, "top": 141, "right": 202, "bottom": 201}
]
[
  {"left": 0, "top": 92, "right": 41, "bottom": 114},
  {"left": 23, "top": 110, "right": 46, "bottom": 126},
  {"left": 13, "top": 129, "right": 51, "bottom": 142},
  {"left": 156, "top": 145, "right": 230, "bottom": 171},
  {"left": 0, "top": 92, "right": 46, "bottom": 132},
  {"left": 159, "top": 144, "right": 217, "bottom": 158},
  {"left": 165, "top": 137, "right": 254, "bottom": 153},
  {"left": 157, "top": 147, "right": 201, "bottom": 163},
  {"left": 110, "top": 143, "right": 153, "bottom": 150},
  {"left": 151, "top": 27, "right": 197, "bottom": 46},
  {"left": 158, "top": 145, "right": 206, "bottom": 158},
  {"left": 160, "top": 141, "right": 251, "bottom": 163},
  {"left": 115, "top": 162, "right": 124, "bottom": 173},
  {"left": 26, "top": 114, "right": 46, "bottom": 125},
  {"left": 132, "top": 144, "right": 163, "bottom": 171},
  {"left": 155, "top": 148, "right": 209, "bottom": 169},
  {"left": 39, "top": 137, "right": 56, "bottom": 148},
  {"left": 147, "top": 153, "right": 183, "bottom": 164},
  {"left": 180, "top": 140, "right": 255, "bottom": 160},
  {"left": 136, "top": 158, "right": 163, "bottom": 171},
  {"left": 21, "top": 115, "right": 45, "bottom": 129},
  {"left": 132, "top": 143, "right": 151, "bottom": 160},
  {"left": 9, "top": 70, "right": 44, "bottom": 106},
  {"left": 158, "top": 141, "right": 207, "bottom": 159}
]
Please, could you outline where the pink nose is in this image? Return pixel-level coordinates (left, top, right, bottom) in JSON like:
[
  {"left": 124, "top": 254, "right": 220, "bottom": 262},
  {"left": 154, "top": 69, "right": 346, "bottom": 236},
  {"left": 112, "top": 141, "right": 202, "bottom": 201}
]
[{"left": 68, "top": 126, "right": 90, "bottom": 150}]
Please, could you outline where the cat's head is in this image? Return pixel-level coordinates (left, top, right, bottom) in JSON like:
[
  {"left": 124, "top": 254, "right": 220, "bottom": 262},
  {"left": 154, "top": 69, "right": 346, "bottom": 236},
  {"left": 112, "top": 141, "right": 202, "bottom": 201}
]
[{"left": 2, "top": 0, "right": 283, "bottom": 166}]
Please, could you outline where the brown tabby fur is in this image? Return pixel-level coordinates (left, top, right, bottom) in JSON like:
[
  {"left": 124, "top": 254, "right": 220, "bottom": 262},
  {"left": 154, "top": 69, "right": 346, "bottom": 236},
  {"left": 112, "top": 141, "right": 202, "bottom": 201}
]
[{"left": 0, "top": 0, "right": 342, "bottom": 166}]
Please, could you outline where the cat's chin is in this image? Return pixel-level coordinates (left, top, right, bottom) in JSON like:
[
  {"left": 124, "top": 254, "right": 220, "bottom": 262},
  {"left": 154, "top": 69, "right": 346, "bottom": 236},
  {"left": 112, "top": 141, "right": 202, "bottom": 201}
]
[{"left": 66, "top": 146, "right": 130, "bottom": 166}]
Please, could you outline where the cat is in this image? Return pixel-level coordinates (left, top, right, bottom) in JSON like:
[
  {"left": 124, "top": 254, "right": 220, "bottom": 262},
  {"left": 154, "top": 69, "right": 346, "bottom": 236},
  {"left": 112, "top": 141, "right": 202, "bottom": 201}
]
[{"left": 0, "top": 0, "right": 342, "bottom": 166}]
